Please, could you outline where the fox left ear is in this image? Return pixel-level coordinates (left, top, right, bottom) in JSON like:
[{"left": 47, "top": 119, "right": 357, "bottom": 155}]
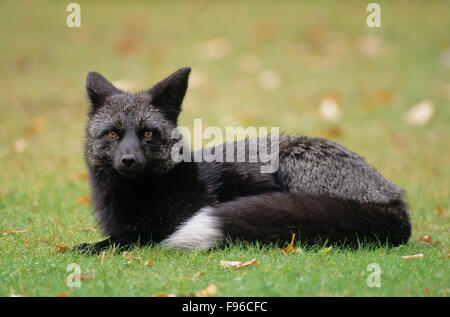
[
  {"left": 149, "top": 67, "right": 191, "bottom": 122},
  {"left": 86, "top": 72, "right": 121, "bottom": 116}
]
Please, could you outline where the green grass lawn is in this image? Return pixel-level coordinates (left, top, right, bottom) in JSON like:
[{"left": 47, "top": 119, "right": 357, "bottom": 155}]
[{"left": 0, "top": 0, "right": 449, "bottom": 297}]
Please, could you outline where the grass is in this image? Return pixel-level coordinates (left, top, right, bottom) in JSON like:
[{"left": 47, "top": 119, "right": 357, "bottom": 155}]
[{"left": 0, "top": 0, "right": 449, "bottom": 297}]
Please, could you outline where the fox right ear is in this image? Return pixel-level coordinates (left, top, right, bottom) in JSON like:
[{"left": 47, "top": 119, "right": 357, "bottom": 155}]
[{"left": 86, "top": 72, "right": 120, "bottom": 115}]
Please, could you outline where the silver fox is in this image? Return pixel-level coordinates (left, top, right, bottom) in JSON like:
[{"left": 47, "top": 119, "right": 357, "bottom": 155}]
[{"left": 74, "top": 67, "right": 411, "bottom": 253}]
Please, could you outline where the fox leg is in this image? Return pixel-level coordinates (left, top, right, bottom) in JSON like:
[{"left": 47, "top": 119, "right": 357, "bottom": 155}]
[{"left": 73, "top": 237, "right": 130, "bottom": 254}]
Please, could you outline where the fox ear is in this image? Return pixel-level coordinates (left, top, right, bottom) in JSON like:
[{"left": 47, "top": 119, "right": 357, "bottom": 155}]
[
  {"left": 86, "top": 72, "right": 120, "bottom": 115},
  {"left": 149, "top": 67, "right": 191, "bottom": 122}
]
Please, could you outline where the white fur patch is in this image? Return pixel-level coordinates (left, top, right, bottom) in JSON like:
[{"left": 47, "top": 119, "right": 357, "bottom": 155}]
[{"left": 161, "top": 207, "right": 224, "bottom": 250}]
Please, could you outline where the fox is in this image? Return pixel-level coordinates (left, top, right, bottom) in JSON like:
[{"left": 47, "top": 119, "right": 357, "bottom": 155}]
[{"left": 74, "top": 67, "right": 411, "bottom": 253}]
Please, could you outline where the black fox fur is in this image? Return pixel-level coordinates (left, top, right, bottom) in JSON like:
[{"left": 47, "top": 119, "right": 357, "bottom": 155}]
[{"left": 74, "top": 67, "right": 411, "bottom": 253}]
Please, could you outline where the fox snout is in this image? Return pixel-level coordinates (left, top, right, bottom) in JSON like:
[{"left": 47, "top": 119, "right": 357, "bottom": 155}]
[
  {"left": 114, "top": 135, "right": 145, "bottom": 177},
  {"left": 115, "top": 152, "right": 145, "bottom": 177}
]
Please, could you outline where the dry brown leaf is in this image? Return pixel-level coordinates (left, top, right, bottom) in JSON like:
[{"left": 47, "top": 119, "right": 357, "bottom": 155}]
[
  {"left": 79, "top": 273, "right": 94, "bottom": 281},
  {"left": 402, "top": 254, "right": 424, "bottom": 260},
  {"left": 122, "top": 251, "right": 130, "bottom": 257},
  {"left": 220, "top": 258, "right": 258, "bottom": 269},
  {"left": 373, "top": 88, "right": 394, "bottom": 105},
  {"left": 281, "top": 234, "right": 296, "bottom": 254},
  {"left": 80, "top": 226, "right": 97, "bottom": 233},
  {"left": 144, "top": 259, "right": 152, "bottom": 266},
  {"left": 436, "top": 204, "right": 447, "bottom": 218},
  {"left": 236, "top": 258, "right": 258, "bottom": 269},
  {"left": 323, "top": 125, "right": 343, "bottom": 138},
  {"left": 70, "top": 172, "right": 88, "bottom": 182},
  {"left": 3, "top": 225, "right": 27, "bottom": 236},
  {"left": 194, "top": 284, "right": 218, "bottom": 297},
  {"left": 114, "top": 36, "right": 140, "bottom": 57},
  {"left": 59, "top": 156, "right": 69, "bottom": 166},
  {"left": 55, "top": 245, "right": 69, "bottom": 253},
  {"left": 419, "top": 235, "right": 432, "bottom": 245},
  {"left": 77, "top": 195, "right": 90, "bottom": 206},
  {"left": 27, "top": 117, "right": 46, "bottom": 134},
  {"left": 192, "top": 271, "right": 204, "bottom": 280},
  {"left": 152, "top": 293, "right": 176, "bottom": 297},
  {"left": 56, "top": 293, "right": 70, "bottom": 297},
  {"left": 252, "top": 20, "right": 277, "bottom": 41}
]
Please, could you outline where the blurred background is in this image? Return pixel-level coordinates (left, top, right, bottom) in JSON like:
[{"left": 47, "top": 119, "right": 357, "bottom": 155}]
[{"left": 0, "top": 1, "right": 448, "bottom": 236}]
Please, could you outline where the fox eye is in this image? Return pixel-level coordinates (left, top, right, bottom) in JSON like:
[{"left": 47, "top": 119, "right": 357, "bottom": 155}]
[
  {"left": 143, "top": 131, "right": 153, "bottom": 139},
  {"left": 108, "top": 131, "right": 119, "bottom": 139}
]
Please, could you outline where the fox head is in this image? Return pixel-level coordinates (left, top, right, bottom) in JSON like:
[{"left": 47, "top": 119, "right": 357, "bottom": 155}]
[{"left": 84, "top": 67, "right": 191, "bottom": 177}]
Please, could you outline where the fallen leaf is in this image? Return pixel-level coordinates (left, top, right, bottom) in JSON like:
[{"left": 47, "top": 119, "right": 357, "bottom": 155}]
[
  {"left": 373, "top": 88, "right": 394, "bottom": 105},
  {"left": 323, "top": 125, "right": 343, "bottom": 138},
  {"left": 77, "top": 195, "right": 90, "bottom": 206},
  {"left": 14, "top": 138, "right": 27, "bottom": 153},
  {"left": 144, "top": 259, "right": 152, "bottom": 266},
  {"left": 220, "top": 258, "right": 258, "bottom": 269},
  {"left": 114, "top": 36, "right": 140, "bottom": 57},
  {"left": 3, "top": 225, "right": 27, "bottom": 235},
  {"left": 252, "top": 20, "right": 277, "bottom": 41},
  {"left": 80, "top": 226, "right": 97, "bottom": 233},
  {"left": 236, "top": 258, "right": 258, "bottom": 269},
  {"left": 152, "top": 293, "right": 176, "bottom": 297},
  {"left": 281, "top": 234, "right": 296, "bottom": 254},
  {"left": 56, "top": 293, "right": 70, "bottom": 297},
  {"left": 79, "top": 273, "right": 93, "bottom": 281},
  {"left": 436, "top": 204, "right": 447, "bottom": 218},
  {"left": 238, "top": 53, "right": 260, "bottom": 73},
  {"left": 122, "top": 251, "right": 130, "bottom": 257},
  {"left": 220, "top": 260, "right": 242, "bottom": 268},
  {"left": 25, "top": 117, "right": 46, "bottom": 136},
  {"left": 404, "top": 100, "right": 434, "bottom": 126},
  {"left": 318, "top": 95, "right": 341, "bottom": 122},
  {"left": 55, "top": 245, "right": 69, "bottom": 253},
  {"left": 198, "top": 37, "right": 231, "bottom": 61},
  {"left": 192, "top": 271, "right": 204, "bottom": 280},
  {"left": 194, "top": 284, "right": 218, "bottom": 297},
  {"left": 60, "top": 156, "right": 69, "bottom": 165},
  {"left": 70, "top": 172, "right": 88, "bottom": 182},
  {"left": 419, "top": 235, "right": 432, "bottom": 245},
  {"left": 358, "top": 34, "right": 384, "bottom": 57},
  {"left": 402, "top": 254, "right": 424, "bottom": 260},
  {"left": 257, "top": 70, "right": 282, "bottom": 90}
]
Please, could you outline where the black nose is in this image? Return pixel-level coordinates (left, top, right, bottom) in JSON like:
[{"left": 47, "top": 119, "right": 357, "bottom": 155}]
[{"left": 120, "top": 155, "right": 136, "bottom": 168}]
